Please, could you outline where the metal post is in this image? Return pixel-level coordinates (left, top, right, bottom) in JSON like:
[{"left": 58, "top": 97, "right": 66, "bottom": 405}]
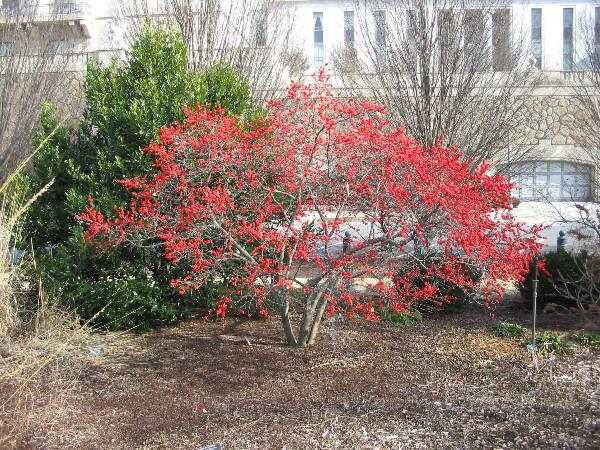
[
  {"left": 557, "top": 230, "right": 567, "bottom": 252},
  {"left": 342, "top": 231, "right": 351, "bottom": 254},
  {"left": 531, "top": 255, "right": 539, "bottom": 349}
]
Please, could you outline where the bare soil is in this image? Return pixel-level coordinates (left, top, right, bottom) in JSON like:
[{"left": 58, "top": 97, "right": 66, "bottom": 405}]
[{"left": 2, "top": 293, "right": 599, "bottom": 449}]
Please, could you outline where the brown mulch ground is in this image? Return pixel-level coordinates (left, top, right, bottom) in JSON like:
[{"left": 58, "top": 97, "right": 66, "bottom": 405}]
[{"left": 2, "top": 293, "right": 600, "bottom": 449}]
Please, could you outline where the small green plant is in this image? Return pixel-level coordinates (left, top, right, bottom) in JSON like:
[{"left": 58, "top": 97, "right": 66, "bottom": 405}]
[
  {"left": 573, "top": 332, "right": 600, "bottom": 348},
  {"left": 490, "top": 322, "right": 528, "bottom": 339},
  {"left": 378, "top": 307, "right": 423, "bottom": 326},
  {"left": 529, "top": 332, "right": 574, "bottom": 355}
]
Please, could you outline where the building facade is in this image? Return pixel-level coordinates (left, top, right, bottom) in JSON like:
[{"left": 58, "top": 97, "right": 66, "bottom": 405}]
[{"left": 1, "top": 0, "right": 599, "bottom": 245}]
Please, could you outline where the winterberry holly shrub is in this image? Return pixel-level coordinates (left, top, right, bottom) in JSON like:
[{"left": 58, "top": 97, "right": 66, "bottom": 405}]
[{"left": 83, "top": 71, "right": 543, "bottom": 346}]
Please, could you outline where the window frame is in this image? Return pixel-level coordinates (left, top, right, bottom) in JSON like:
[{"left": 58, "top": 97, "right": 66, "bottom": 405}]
[
  {"left": 313, "top": 11, "right": 324, "bottom": 68},
  {"left": 514, "top": 161, "right": 593, "bottom": 202},
  {"left": 531, "top": 7, "right": 543, "bottom": 70}
]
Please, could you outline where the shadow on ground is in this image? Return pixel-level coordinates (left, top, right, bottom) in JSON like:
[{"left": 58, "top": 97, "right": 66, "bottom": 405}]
[{"left": 6, "top": 292, "right": 600, "bottom": 449}]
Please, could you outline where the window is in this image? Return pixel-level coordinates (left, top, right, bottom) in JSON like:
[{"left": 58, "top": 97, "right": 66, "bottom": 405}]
[
  {"left": 407, "top": 8, "right": 416, "bottom": 35},
  {"left": 313, "top": 12, "right": 324, "bottom": 67},
  {"left": 406, "top": 8, "right": 418, "bottom": 58},
  {"left": 492, "top": 8, "right": 511, "bottom": 70},
  {"left": 254, "top": 7, "right": 267, "bottom": 47},
  {"left": 514, "top": 162, "right": 592, "bottom": 201},
  {"left": 438, "top": 9, "right": 454, "bottom": 63},
  {"left": 563, "top": 8, "right": 574, "bottom": 71},
  {"left": 531, "top": 8, "right": 542, "bottom": 69},
  {"left": 463, "top": 9, "right": 486, "bottom": 70},
  {"left": 344, "top": 11, "right": 354, "bottom": 48},
  {"left": 595, "top": 7, "right": 600, "bottom": 57},
  {"left": 1, "top": 0, "right": 19, "bottom": 9},
  {"left": 373, "top": 10, "right": 386, "bottom": 64},
  {"left": 54, "top": 1, "right": 81, "bottom": 15},
  {"left": 0, "top": 41, "right": 13, "bottom": 56}
]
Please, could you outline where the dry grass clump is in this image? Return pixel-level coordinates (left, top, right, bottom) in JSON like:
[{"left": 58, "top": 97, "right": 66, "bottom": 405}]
[
  {"left": 0, "top": 292, "right": 94, "bottom": 448},
  {"left": 0, "top": 157, "right": 100, "bottom": 448}
]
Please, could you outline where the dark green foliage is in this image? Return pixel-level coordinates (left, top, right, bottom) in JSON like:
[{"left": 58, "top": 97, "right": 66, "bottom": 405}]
[
  {"left": 377, "top": 307, "right": 423, "bottom": 326},
  {"left": 36, "top": 230, "right": 195, "bottom": 331},
  {"left": 24, "top": 103, "right": 73, "bottom": 247},
  {"left": 573, "top": 332, "right": 600, "bottom": 348},
  {"left": 25, "top": 24, "right": 253, "bottom": 330},
  {"left": 529, "top": 332, "right": 574, "bottom": 355},
  {"left": 490, "top": 322, "right": 528, "bottom": 339},
  {"left": 518, "top": 251, "right": 589, "bottom": 309},
  {"left": 200, "top": 63, "right": 252, "bottom": 117}
]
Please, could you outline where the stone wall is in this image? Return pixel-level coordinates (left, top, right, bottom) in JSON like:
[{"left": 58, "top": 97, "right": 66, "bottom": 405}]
[{"left": 515, "top": 94, "right": 591, "bottom": 148}]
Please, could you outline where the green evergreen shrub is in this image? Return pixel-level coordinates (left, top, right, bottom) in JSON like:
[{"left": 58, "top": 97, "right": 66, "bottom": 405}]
[
  {"left": 518, "top": 251, "right": 590, "bottom": 309},
  {"left": 24, "top": 24, "right": 253, "bottom": 330}
]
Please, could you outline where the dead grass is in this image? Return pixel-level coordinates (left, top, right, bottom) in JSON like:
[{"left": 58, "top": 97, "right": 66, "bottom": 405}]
[{"left": 0, "top": 154, "right": 102, "bottom": 449}]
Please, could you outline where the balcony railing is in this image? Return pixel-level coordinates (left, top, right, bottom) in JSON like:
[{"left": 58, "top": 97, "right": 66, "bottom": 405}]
[
  {"left": 0, "top": 49, "right": 125, "bottom": 74},
  {"left": 0, "top": 2, "right": 91, "bottom": 22}
]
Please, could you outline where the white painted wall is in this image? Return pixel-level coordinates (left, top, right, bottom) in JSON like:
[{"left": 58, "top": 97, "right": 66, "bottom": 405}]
[
  {"left": 279, "top": 0, "right": 600, "bottom": 73},
  {"left": 49, "top": 1, "right": 599, "bottom": 73}
]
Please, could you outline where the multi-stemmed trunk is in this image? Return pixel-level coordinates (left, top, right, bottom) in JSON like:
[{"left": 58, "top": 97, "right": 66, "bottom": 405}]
[{"left": 275, "top": 285, "right": 332, "bottom": 348}]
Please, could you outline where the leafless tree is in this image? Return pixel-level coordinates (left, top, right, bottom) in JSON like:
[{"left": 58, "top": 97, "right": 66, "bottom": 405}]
[
  {"left": 570, "top": 4, "right": 600, "bottom": 185},
  {"left": 549, "top": 205, "right": 600, "bottom": 330},
  {"left": 0, "top": 0, "right": 84, "bottom": 182},
  {"left": 114, "top": 0, "right": 300, "bottom": 103},
  {"left": 335, "top": 0, "right": 537, "bottom": 165}
]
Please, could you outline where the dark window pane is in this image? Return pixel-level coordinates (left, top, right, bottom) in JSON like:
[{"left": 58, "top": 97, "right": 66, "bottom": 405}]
[
  {"left": 344, "top": 10, "right": 354, "bottom": 46},
  {"left": 493, "top": 9, "right": 511, "bottom": 70},
  {"left": 438, "top": 9, "right": 454, "bottom": 63},
  {"left": 595, "top": 7, "right": 600, "bottom": 43},
  {"left": 254, "top": 8, "right": 267, "bottom": 47},
  {"left": 314, "top": 12, "right": 324, "bottom": 67},
  {"left": 374, "top": 9, "right": 386, "bottom": 63},
  {"left": 464, "top": 9, "right": 487, "bottom": 70},
  {"left": 531, "top": 8, "right": 542, "bottom": 69},
  {"left": 563, "top": 8, "right": 573, "bottom": 70}
]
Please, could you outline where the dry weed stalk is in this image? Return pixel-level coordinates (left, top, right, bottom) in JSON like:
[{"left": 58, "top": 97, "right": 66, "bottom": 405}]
[
  {"left": 0, "top": 138, "right": 101, "bottom": 447},
  {"left": 0, "top": 123, "right": 61, "bottom": 345}
]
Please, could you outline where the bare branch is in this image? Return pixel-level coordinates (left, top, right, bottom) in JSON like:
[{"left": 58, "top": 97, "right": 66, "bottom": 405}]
[
  {"left": 335, "top": 0, "right": 537, "bottom": 165},
  {"left": 114, "top": 0, "right": 300, "bottom": 103}
]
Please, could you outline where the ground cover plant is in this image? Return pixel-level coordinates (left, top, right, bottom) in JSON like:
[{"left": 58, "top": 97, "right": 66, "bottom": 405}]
[
  {"left": 574, "top": 331, "right": 600, "bottom": 348},
  {"left": 490, "top": 321, "right": 528, "bottom": 339},
  {"left": 83, "top": 71, "right": 543, "bottom": 347},
  {"left": 530, "top": 332, "right": 575, "bottom": 356}
]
